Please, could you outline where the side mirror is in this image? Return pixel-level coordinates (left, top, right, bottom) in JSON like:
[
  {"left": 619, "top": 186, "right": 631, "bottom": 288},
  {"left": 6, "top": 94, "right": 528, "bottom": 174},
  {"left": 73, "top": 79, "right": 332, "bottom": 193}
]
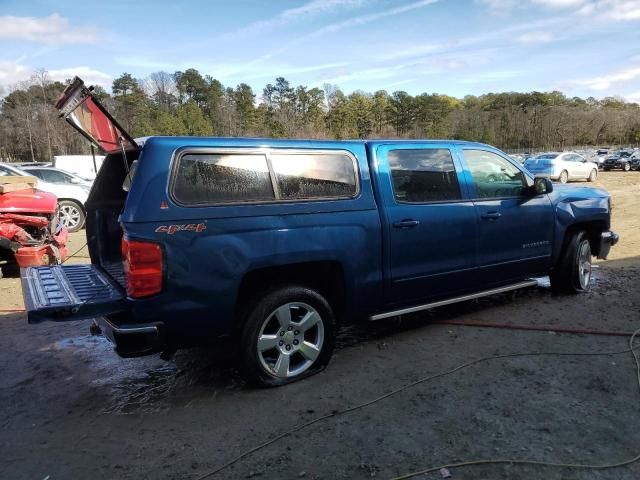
[{"left": 533, "top": 176, "right": 553, "bottom": 194}]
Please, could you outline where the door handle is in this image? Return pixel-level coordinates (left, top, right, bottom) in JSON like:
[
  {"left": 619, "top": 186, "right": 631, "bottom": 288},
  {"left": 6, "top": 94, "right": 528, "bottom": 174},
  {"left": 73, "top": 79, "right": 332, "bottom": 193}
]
[
  {"left": 393, "top": 219, "right": 420, "bottom": 228},
  {"left": 480, "top": 211, "right": 502, "bottom": 220}
]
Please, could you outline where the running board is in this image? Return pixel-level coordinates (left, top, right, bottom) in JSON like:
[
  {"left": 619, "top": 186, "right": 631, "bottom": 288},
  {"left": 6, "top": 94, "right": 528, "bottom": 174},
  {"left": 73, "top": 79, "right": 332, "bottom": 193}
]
[{"left": 369, "top": 279, "right": 539, "bottom": 321}]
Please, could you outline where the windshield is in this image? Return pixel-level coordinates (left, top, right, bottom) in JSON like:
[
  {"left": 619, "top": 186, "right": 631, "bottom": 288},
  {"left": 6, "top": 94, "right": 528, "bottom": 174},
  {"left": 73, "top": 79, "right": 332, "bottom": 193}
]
[
  {"left": 535, "top": 154, "right": 558, "bottom": 159},
  {"left": 0, "top": 164, "right": 28, "bottom": 176}
]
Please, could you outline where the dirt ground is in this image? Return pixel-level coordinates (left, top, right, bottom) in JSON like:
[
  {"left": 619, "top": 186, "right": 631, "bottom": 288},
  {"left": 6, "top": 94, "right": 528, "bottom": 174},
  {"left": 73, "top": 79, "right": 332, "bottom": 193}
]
[{"left": 2, "top": 171, "right": 640, "bottom": 480}]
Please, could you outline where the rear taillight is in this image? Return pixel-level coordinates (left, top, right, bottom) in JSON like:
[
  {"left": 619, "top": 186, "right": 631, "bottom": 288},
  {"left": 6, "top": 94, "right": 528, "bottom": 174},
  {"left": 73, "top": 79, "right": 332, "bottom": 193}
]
[{"left": 121, "top": 237, "right": 163, "bottom": 298}]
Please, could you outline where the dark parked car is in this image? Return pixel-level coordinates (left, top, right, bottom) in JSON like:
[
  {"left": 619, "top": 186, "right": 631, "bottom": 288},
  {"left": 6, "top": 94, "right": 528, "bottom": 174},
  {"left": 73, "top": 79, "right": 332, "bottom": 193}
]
[
  {"left": 21, "top": 78, "right": 619, "bottom": 386},
  {"left": 603, "top": 150, "right": 633, "bottom": 171}
]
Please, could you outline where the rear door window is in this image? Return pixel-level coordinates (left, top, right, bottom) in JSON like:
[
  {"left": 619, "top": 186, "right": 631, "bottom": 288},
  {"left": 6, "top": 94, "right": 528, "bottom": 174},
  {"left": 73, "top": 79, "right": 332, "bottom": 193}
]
[
  {"left": 388, "top": 148, "right": 461, "bottom": 203},
  {"left": 269, "top": 153, "right": 357, "bottom": 200},
  {"left": 173, "top": 153, "right": 275, "bottom": 205}
]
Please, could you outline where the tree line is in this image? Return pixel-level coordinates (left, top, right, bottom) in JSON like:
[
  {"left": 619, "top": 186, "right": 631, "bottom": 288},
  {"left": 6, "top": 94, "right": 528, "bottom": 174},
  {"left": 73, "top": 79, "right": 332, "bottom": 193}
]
[{"left": 1, "top": 68, "right": 639, "bottom": 162}]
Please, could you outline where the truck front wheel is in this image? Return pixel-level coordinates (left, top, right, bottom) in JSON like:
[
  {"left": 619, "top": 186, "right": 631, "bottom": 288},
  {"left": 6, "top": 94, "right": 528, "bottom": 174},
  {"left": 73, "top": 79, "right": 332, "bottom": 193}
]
[
  {"left": 550, "top": 231, "right": 592, "bottom": 294},
  {"left": 240, "top": 286, "right": 336, "bottom": 387}
]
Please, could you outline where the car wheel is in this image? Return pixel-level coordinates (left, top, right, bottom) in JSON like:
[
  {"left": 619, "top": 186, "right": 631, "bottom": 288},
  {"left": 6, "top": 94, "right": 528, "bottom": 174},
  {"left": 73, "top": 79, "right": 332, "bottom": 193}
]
[
  {"left": 559, "top": 170, "right": 569, "bottom": 184},
  {"left": 550, "top": 231, "right": 592, "bottom": 294},
  {"left": 588, "top": 169, "right": 597, "bottom": 182},
  {"left": 240, "top": 285, "right": 336, "bottom": 387},
  {"left": 623, "top": 162, "right": 631, "bottom": 172},
  {"left": 58, "top": 200, "right": 85, "bottom": 233}
]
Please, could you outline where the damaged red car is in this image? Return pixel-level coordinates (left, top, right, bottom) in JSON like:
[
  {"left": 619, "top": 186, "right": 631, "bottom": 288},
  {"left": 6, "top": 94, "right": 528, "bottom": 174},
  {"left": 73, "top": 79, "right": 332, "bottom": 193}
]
[{"left": 0, "top": 184, "right": 68, "bottom": 278}]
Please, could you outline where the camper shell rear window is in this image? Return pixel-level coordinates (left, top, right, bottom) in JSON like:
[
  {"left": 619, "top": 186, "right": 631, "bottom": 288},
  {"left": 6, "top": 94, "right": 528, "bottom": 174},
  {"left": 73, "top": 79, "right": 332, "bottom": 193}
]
[{"left": 171, "top": 148, "right": 359, "bottom": 206}]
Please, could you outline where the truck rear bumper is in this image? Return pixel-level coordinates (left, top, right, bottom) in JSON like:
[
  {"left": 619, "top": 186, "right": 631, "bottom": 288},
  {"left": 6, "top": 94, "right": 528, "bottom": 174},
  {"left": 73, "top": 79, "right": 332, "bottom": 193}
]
[
  {"left": 98, "top": 317, "right": 166, "bottom": 358},
  {"left": 597, "top": 231, "right": 619, "bottom": 260}
]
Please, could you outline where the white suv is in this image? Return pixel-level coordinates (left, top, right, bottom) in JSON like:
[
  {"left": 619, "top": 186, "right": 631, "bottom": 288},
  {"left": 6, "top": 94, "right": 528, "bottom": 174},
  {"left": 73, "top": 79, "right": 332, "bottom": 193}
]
[
  {"left": 0, "top": 162, "right": 89, "bottom": 232},
  {"left": 523, "top": 152, "right": 599, "bottom": 184}
]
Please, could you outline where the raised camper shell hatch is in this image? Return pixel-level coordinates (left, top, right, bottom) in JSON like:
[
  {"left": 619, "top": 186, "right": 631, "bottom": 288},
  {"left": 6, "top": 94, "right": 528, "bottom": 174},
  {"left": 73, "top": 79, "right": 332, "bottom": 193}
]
[
  {"left": 22, "top": 77, "right": 136, "bottom": 324},
  {"left": 54, "top": 76, "right": 138, "bottom": 154}
]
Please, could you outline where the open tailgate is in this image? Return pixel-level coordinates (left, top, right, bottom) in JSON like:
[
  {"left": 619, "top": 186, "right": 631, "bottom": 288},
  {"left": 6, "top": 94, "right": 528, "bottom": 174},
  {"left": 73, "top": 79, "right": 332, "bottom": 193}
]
[
  {"left": 55, "top": 76, "right": 138, "bottom": 154},
  {"left": 21, "top": 264, "right": 126, "bottom": 324}
]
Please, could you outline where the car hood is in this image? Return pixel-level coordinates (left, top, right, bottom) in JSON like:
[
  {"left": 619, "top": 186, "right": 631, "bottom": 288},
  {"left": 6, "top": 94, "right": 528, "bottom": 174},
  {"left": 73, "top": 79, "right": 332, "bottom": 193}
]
[
  {"left": 34, "top": 181, "right": 89, "bottom": 204},
  {"left": 0, "top": 188, "right": 58, "bottom": 214},
  {"left": 549, "top": 184, "right": 611, "bottom": 226},
  {"left": 551, "top": 183, "right": 609, "bottom": 201}
]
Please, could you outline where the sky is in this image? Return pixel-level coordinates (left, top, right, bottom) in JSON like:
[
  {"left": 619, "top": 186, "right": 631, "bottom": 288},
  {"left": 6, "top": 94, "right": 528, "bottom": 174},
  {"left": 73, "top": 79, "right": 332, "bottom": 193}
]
[{"left": 0, "top": 0, "right": 639, "bottom": 102}]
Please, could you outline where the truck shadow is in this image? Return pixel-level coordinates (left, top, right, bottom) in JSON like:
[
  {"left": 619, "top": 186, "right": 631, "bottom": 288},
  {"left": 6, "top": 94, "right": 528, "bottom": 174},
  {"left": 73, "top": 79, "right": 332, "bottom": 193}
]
[
  {"left": 161, "top": 257, "right": 638, "bottom": 399},
  {"left": 6, "top": 257, "right": 636, "bottom": 414}
]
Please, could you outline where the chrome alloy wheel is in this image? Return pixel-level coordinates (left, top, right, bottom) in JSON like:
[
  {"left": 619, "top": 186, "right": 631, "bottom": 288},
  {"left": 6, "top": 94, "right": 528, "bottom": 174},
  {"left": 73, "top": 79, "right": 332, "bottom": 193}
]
[
  {"left": 559, "top": 170, "right": 569, "bottom": 184},
  {"left": 577, "top": 240, "right": 592, "bottom": 289},
  {"left": 59, "top": 203, "right": 82, "bottom": 230},
  {"left": 257, "top": 302, "right": 324, "bottom": 378}
]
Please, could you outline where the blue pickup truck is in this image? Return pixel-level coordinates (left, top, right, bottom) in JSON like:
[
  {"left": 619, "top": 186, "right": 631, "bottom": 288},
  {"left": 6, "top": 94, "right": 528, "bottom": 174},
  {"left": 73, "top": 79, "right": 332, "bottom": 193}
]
[{"left": 21, "top": 78, "right": 618, "bottom": 386}]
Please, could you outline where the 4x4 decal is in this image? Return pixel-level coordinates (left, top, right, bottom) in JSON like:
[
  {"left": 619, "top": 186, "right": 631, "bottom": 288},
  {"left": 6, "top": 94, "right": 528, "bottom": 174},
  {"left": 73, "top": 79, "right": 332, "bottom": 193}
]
[{"left": 155, "top": 223, "right": 206, "bottom": 235}]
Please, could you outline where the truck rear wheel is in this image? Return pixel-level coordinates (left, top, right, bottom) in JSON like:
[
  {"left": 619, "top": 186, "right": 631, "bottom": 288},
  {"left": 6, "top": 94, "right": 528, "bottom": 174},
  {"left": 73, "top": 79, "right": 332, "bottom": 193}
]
[
  {"left": 550, "top": 231, "right": 592, "bottom": 294},
  {"left": 240, "top": 286, "right": 336, "bottom": 387}
]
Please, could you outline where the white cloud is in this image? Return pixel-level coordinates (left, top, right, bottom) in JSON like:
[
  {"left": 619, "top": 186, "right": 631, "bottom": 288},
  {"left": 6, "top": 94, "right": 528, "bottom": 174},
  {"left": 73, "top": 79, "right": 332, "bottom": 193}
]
[
  {"left": 0, "top": 62, "right": 112, "bottom": 96},
  {"left": 262, "top": 0, "right": 440, "bottom": 61},
  {"left": 458, "top": 69, "right": 527, "bottom": 84},
  {"left": 242, "top": 62, "right": 350, "bottom": 81},
  {"left": 428, "top": 58, "right": 467, "bottom": 69},
  {"left": 579, "top": 0, "right": 640, "bottom": 20},
  {"left": 0, "top": 61, "right": 32, "bottom": 88},
  {"left": 531, "top": 0, "right": 584, "bottom": 6},
  {"left": 221, "top": 0, "right": 365, "bottom": 40},
  {"left": 477, "top": 0, "right": 518, "bottom": 13},
  {"left": 517, "top": 31, "right": 554, "bottom": 43},
  {"left": 48, "top": 67, "right": 112, "bottom": 89},
  {"left": 0, "top": 13, "right": 99, "bottom": 45},
  {"left": 480, "top": 0, "right": 640, "bottom": 20},
  {"left": 316, "top": 0, "right": 439, "bottom": 33},
  {"left": 625, "top": 91, "right": 640, "bottom": 102},
  {"left": 280, "top": 0, "right": 366, "bottom": 20},
  {"left": 569, "top": 65, "right": 640, "bottom": 90}
]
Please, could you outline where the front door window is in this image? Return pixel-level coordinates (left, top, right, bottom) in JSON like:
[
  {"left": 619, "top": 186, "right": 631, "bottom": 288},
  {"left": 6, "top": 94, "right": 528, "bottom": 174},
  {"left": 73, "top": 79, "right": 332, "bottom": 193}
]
[{"left": 463, "top": 150, "right": 527, "bottom": 198}]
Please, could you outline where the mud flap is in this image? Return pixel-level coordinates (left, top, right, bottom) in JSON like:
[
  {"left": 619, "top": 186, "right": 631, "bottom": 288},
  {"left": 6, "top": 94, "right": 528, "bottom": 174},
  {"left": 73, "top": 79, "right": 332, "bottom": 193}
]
[{"left": 21, "top": 264, "right": 126, "bottom": 324}]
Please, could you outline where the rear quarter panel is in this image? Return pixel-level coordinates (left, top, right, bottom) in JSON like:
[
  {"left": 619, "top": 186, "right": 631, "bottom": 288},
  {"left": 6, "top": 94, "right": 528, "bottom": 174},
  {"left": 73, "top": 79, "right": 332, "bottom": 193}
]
[{"left": 121, "top": 138, "right": 382, "bottom": 342}]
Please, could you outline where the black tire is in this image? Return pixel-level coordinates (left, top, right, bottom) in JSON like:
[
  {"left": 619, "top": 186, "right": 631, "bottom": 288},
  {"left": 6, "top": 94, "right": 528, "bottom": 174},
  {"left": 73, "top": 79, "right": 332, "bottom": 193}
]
[
  {"left": 559, "top": 170, "right": 569, "bottom": 184},
  {"left": 240, "top": 285, "right": 336, "bottom": 387},
  {"left": 623, "top": 162, "right": 631, "bottom": 172},
  {"left": 550, "top": 231, "right": 592, "bottom": 294},
  {"left": 587, "top": 169, "right": 597, "bottom": 182},
  {"left": 58, "top": 200, "right": 85, "bottom": 232}
]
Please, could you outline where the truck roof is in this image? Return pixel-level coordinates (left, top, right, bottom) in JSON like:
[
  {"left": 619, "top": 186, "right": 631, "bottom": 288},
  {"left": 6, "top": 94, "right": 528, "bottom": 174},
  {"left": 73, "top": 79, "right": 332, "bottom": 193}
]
[{"left": 136, "top": 136, "right": 492, "bottom": 150}]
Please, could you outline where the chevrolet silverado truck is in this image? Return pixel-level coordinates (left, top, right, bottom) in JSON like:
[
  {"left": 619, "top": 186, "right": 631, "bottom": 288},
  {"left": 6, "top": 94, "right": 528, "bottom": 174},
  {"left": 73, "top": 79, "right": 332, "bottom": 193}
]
[{"left": 21, "top": 78, "right": 619, "bottom": 386}]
